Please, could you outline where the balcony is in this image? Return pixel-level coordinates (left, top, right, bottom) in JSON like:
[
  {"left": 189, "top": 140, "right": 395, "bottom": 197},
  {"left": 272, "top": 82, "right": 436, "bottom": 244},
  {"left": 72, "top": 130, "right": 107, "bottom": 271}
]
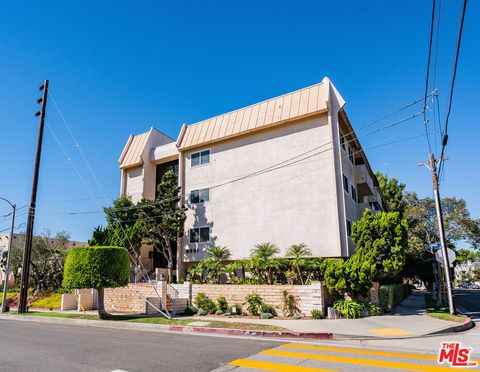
[{"left": 355, "top": 164, "right": 374, "bottom": 200}]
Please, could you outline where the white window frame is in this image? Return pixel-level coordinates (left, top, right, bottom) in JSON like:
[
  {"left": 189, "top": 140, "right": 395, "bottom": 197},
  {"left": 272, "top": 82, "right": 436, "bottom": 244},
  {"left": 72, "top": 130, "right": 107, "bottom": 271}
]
[
  {"left": 343, "top": 174, "right": 349, "bottom": 194},
  {"left": 189, "top": 227, "right": 210, "bottom": 244},
  {"left": 191, "top": 149, "right": 211, "bottom": 167},
  {"left": 190, "top": 188, "right": 210, "bottom": 204}
]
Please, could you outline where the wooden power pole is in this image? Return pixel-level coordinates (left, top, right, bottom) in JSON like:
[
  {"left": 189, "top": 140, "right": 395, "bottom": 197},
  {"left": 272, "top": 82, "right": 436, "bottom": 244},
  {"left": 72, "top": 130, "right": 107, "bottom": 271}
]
[
  {"left": 418, "top": 153, "right": 455, "bottom": 314},
  {"left": 18, "top": 80, "right": 49, "bottom": 313}
]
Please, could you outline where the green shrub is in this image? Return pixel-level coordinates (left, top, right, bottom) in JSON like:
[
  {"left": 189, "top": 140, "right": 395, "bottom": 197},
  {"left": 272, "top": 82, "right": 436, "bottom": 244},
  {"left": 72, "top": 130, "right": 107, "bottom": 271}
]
[
  {"left": 244, "top": 293, "right": 263, "bottom": 316},
  {"left": 362, "top": 301, "right": 381, "bottom": 316},
  {"left": 194, "top": 293, "right": 216, "bottom": 314},
  {"left": 62, "top": 246, "right": 130, "bottom": 319},
  {"left": 310, "top": 309, "right": 324, "bottom": 319},
  {"left": 260, "top": 303, "right": 277, "bottom": 316},
  {"left": 216, "top": 296, "right": 228, "bottom": 312},
  {"left": 260, "top": 312, "right": 273, "bottom": 319},
  {"left": 282, "top": 290, "right": 299, "bottom": 317},
  {"left": 215, "top": 309, "right": 223, "bottom": 315},
  {"left": 228, "top": 304, "right": 242, "bottom": 315},
  {"left": 197, "top": 308, "right": 207, "bottom": 316},
  {"left": 333, "top": 299, "right": 365, "bottom": 319},
  {"left": 63, "top": 246, "right": 129, "bottom": 290},
  {"left": 184, "top": 305, "right": 198, "bottom": 315},
  {"left": 378, "top": 283, "right": 410, "bottom": 313}
]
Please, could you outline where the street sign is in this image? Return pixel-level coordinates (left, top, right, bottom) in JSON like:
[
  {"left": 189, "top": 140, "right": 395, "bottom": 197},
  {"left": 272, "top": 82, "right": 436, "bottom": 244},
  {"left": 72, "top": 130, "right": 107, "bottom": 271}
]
[
  {"left": 425, "top": 243, "right": 441, "bottom": 251},
  {"left": 435, "top": 248, "right": 456, "bottom": 268}
]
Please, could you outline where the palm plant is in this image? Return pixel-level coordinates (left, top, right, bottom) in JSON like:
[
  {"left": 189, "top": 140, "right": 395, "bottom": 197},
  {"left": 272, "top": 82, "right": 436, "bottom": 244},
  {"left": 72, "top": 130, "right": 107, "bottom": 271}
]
[
  {"left": 285, "top": 243, "right": 312, "bottom": 284},
  {"left": 205, "top": 246, "right": 231, "bottom": 284},
  {"left": 206, "top": 246, "right": 231, "bottom": 261},
  {"left": 250, "top": 243, "right": 280, "bottom": 284}
]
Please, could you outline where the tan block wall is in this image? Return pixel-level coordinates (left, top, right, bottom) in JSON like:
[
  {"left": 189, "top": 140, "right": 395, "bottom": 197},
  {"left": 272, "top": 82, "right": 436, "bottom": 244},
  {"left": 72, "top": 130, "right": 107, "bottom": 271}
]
[
  {"left": 190, "top": 282, "right": 325, "bottom": 316},
  {"left": 104, "top": 283, "right": 162, "bottom": 313}
]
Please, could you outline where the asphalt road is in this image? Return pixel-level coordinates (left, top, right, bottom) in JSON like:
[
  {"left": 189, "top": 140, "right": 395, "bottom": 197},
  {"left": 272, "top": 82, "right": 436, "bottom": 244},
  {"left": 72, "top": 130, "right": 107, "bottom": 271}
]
[
  {"left": 455, "top": 289, "right": 480, "bottom": 319},
  {"left": 0, "top": 320, "right": 278, "bottom": 372}
]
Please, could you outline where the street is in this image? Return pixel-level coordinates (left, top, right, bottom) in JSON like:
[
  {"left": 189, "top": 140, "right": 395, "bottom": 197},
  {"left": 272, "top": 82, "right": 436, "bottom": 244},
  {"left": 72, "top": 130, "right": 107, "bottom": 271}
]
[
  {"left": 455, "top": 289, "right": 480, "bottom": 319},
  {"left": 0, "top": 320, "right": 277, "bottom": 372},
  {"left": 1, "top": 313, "right": 479, "bottom": 372}
]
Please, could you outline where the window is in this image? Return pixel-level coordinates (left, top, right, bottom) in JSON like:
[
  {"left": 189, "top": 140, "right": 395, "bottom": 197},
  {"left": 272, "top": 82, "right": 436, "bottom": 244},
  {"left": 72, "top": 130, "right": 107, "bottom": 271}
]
[
  {"left": 343, "top": 174, "right": 349, "bottom": 193},
  {"left": 351, "top": 184, "right": 357, "bottom": 203},
  {"left": 191, "top": 150, "right": 210, "bottom": 167},
  {"left": 340, "top": 132, "right": 346, "bottom": 150},
  {"left": 189, "top": 227, "right": 210, "bottom": 243},
  {"left": 346, "top": 219, "right": 352, "bottom": 237},
  {"left": 190, "top": 188, "right": 210, "bottom": 204},
  {"left": 348, "top": 146, "right": 354, "bottom": 164}
]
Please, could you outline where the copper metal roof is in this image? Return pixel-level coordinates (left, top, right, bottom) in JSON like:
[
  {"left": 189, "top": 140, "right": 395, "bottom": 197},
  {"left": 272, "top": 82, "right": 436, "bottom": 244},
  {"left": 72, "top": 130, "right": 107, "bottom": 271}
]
[
  {"left": 118, "top": 131, "right": 150, "bottom": 169},
  {"left": 177, "top": 80, "right": 330, "bottom": 150}
]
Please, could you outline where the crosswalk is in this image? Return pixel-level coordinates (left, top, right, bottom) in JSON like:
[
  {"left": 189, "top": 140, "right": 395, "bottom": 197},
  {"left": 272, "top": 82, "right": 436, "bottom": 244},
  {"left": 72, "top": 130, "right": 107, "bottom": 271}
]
[{"left": 219, "top": 343, "right": 480, "bottom": 371}]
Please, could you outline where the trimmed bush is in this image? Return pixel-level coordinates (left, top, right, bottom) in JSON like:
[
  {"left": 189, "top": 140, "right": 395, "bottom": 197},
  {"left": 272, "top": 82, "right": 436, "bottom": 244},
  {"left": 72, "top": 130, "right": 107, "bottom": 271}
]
[
  {"left": 63, "top": 246, "right": 129, "bottom": 318},
  {"left": 260, "top": 303, "right": 277, "bottom": 317},
  {"left": 184, "top": 305, "right": 198, "bottom": 315},
  {"left": 228, "top": 304, "right": 242, "bottom": 315},
  {"left": 310, "top": 309, "right": 324, "bottom": 319},
  {"left": 63, "top": 246, "right": 129, "bottom": 290},
  {"left": 260, "top": 312, "right": 273, "bottom": 319},
  {"left": 216, "top": 296, "right": 228, "bottom": 313},
  {"left": 194, "top": 292, "right": 216, "bottom": 314},
  {"left": 197, "top": 308, "right": 207, "bottom": 316},
  {"left": 378, "top": 283, "right": 411, "bottom": 313},
  {"left": 30, "top": 293, "right": 62, "bottom": 309},
  {"left": 244, "top": 293, "right": 263, "bottom": 316},
  {"left": 215, "top": 309, "right": 223, "bottom": 315}
]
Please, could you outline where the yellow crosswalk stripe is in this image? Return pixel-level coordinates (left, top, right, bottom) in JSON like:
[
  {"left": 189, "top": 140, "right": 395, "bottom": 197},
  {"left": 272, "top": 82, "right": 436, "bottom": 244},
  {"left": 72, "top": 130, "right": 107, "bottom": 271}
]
[
  {"left": 261, "top": 349, "right": 476, "bottom": 372},
  {"left": 228, "top": 359, "right": 336, "bottom": 371},
  {"left": 282, "top": 343, "right": 439, "bottom": 361}
]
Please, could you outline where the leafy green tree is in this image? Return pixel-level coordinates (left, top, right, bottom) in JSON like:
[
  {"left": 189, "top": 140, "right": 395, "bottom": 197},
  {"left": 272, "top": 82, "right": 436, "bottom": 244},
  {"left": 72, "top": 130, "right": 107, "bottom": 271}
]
[
  {"left": 87, "top": 226, "right": 112, "bottom": 246},
  {"left": 402, "top": 193, "right": 480, "bottom": 285},
  {"left": 322, "top": 210, "right": 408, "bottom": 297},
  {"left": 285, "top": 243, "right": 312, "bottom": 284},
  {"left": 456, "top": 249, "right": 480, "bottom": 264},
  {"left": 99, "top": 195, "right": 144, "bottom": 281},
  {"left": 1, "top": 231, "right": 70, "bottom": 292},
  {"left": 375, "top": 172, "right": 406, "bottom": 216},
  {"left": 63, "top": 246, "right": 129, "bottom": 319},
  {"left": 249, "top": 242, "right": 280, "bottom": 284},
  {"left": 138, "top": 170, "right": 186, "bottom": 282}
]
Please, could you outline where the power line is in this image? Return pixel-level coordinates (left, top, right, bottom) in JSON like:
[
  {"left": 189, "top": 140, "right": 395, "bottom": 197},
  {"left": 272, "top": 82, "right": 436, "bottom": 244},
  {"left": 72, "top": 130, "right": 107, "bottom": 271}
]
[{"left": 438, "top": 0, "right": 468, "bottom": 178}]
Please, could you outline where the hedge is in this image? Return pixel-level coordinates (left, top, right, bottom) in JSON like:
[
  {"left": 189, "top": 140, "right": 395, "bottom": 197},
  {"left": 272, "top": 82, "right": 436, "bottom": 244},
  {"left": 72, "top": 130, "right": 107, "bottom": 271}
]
[
  {"left": 378, "top": 283, "right": 412, "bottom": 313},
  {"left": 63, "top": 246, "right": 130, "bottom": 290}
]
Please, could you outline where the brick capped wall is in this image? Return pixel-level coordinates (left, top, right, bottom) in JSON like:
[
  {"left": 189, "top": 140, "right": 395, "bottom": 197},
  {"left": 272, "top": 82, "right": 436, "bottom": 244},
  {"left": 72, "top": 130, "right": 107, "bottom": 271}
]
[{"left": 189, "top": 282, "right": 325, "bottom": 316}]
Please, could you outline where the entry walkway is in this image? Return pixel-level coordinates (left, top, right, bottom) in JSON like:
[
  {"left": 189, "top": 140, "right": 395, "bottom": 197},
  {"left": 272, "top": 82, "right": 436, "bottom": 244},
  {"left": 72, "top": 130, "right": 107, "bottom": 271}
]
[{"left": 194, "top": 292, "right": 459, "bottom": 338}]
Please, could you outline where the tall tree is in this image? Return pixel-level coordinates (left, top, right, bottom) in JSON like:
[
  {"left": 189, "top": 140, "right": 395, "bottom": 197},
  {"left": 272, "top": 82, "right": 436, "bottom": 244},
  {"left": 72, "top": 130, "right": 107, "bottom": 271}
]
[
  {"left": 102, "top": 195, "right": 144, "bottom": 281},
  {"left": 375, "top": 172, "right": 406, "bottom": 216},
  {"left": 138, "top": 170, "right": 186, "bottom": 283}
]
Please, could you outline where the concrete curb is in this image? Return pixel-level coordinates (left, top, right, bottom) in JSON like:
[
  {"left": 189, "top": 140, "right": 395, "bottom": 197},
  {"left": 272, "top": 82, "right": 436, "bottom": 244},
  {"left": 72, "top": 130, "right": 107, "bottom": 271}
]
[
  {"left": 169, "top": 325, "right": 333, "bottom": 339},
  {"left": 0, "top": 314, "right": 332, "bottom": 340},
  {"left": 428, "top": 315, "right": 475, "bottom": 335}
]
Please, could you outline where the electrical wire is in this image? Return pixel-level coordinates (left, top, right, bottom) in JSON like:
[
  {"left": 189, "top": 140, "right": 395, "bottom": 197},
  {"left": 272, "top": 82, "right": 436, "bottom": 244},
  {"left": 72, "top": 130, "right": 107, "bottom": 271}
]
[{"left": 438, "top": 0, "right": 468, "bottom": 179}]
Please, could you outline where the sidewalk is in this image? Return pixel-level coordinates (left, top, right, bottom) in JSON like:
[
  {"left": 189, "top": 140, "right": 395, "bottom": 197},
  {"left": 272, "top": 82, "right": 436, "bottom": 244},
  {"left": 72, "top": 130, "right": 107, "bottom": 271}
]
[
  {"left": 0, "top": 292, "right": 471, "bottom": 340},
  {"left": 189, "top": 291, "right": 464, "bottom": 338}
]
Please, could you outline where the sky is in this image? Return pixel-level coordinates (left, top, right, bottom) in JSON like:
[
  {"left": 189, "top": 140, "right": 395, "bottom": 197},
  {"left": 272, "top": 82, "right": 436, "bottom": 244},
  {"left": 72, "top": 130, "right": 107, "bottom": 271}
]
[{"left": 0, "top": 1, "right": 478, "bottom": 243}]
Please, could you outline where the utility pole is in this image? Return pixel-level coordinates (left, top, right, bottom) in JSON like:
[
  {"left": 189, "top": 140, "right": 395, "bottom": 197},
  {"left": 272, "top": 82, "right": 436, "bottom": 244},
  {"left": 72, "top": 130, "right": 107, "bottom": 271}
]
[
  {"left": 0, "top": 198, "right": 15, "bottom": 312},
  {"left": 418, "top": 153, "right": 455, "bottom": 314},
  {"left": 18, "top": 80, "right": 49, "bottom": 313}
]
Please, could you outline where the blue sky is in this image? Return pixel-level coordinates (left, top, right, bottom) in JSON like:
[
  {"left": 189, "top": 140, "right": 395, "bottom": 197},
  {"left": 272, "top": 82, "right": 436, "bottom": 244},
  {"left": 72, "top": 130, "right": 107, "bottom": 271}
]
[{"left": 0, "top": 1, "right": 478, "bottom": 242}]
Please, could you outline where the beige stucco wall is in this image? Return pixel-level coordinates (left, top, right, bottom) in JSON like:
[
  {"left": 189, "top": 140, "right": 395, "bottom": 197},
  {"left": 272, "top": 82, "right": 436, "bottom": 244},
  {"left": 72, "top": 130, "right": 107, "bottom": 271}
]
[{"left": 181, "top": 114, "right": 343, "bottom": 262}]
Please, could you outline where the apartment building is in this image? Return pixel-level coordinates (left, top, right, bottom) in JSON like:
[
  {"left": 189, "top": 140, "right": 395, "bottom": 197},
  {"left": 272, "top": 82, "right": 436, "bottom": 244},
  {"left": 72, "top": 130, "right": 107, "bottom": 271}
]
[{"left": 119, "top": 77, "right": 387, "bottom": 279}]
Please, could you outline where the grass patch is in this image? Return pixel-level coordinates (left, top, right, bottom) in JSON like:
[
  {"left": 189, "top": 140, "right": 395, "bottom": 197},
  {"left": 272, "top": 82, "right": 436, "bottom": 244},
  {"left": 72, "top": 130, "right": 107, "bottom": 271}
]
[
  {"left": 30, "top": 293, "right": 62, "bottom": 309},
  {"left": 424, "top": 295, "right": 466, "bottom": 323},
  {"left": 10, "top": 311, "right": 287, "bottom": 331}
]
